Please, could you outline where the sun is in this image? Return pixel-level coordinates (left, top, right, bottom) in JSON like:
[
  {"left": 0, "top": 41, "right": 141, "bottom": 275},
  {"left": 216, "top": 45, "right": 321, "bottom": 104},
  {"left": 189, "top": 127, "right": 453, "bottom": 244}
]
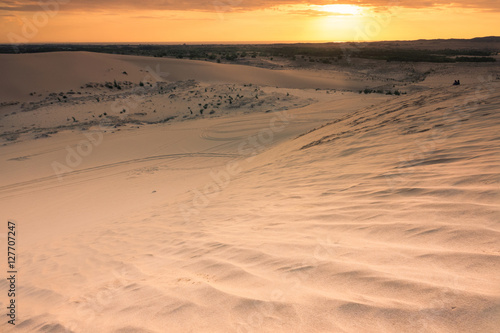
[{"left": 316, "top": 4, "right": 363, "bottom": 15}]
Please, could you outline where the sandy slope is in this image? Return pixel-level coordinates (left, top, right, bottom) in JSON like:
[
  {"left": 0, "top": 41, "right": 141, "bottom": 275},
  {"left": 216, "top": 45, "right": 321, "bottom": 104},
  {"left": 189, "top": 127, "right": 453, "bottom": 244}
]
[
  {"left": 0, "top": 52, "right": 375, "bottom": 103},
  {"left": 0, "top": 52, "right": 499, "bottom": 332}
]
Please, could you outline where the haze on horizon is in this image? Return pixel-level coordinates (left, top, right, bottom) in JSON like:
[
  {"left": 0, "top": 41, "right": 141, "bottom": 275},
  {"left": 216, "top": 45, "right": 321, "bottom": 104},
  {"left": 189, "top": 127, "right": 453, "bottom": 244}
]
[{"left": 1, "top": 0, "right": 499, "bottom": 44}]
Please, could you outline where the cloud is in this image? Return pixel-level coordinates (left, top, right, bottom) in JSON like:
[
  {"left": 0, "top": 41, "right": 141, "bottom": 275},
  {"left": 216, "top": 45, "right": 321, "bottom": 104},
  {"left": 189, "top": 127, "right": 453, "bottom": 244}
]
[
  {"left": 129, "top": 14, "right": 216, "bottom": 21},
  {"left": 286, "top": 9, "right": 357, "bottom": 17},
  {"left": 0, "top": 0, "right": 499, "bottom": 13}
]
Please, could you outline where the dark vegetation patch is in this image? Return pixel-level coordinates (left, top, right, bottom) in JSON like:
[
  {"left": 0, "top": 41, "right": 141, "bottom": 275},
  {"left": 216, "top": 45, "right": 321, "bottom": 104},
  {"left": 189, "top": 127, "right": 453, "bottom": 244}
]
[{"left": 0, "top": 41, "right": 496, "bottom": 63}]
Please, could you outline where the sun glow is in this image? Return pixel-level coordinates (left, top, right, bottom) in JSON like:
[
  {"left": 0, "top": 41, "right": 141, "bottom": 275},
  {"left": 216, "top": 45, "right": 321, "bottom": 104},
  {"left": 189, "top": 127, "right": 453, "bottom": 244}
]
[
  {"left": 315, "top": 4, "right": 364, "bottom": 15},
  {"left": 0, "top": 1, "right": 497, "bottom": 43}
]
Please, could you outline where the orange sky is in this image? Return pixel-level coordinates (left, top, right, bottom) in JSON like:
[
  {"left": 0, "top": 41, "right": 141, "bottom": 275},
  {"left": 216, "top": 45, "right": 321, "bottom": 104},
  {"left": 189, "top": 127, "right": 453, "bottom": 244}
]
[{"left": 1, "top": 1, "right": 499, "bottom": 43}]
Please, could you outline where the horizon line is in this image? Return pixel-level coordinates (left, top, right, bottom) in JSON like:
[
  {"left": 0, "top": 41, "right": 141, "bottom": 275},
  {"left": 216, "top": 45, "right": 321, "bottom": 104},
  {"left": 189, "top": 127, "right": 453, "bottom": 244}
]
[{"left": 1, "top": 36, "right": 499, "bottom": 46}]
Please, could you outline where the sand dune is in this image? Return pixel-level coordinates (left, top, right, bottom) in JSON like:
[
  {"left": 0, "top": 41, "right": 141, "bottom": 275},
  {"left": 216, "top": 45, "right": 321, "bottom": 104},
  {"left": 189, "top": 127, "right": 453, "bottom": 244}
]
[
  {"left": 0, "top": 51, "right": 372, "bottom": 102},
  {"left": 0, "top": 52, "right": 499, "bottom": 332}
]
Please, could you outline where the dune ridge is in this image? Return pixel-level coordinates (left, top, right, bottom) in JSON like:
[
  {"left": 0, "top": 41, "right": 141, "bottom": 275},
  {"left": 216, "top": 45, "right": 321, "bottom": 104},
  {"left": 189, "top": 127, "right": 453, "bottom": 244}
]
[{"left": 0, "top": 51, "right": 373, "bottom": 103}]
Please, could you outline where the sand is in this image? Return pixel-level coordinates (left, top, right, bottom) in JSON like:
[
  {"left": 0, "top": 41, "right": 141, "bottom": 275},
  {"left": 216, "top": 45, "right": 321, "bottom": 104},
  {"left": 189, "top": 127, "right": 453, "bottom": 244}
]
[{"left": 0, "top": 51, "right": 499, "bottom": 332}]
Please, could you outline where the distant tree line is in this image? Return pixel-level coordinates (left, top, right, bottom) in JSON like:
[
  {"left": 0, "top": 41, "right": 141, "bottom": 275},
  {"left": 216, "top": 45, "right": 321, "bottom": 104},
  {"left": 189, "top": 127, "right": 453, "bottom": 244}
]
[{"left": 0, "top": 43, "right": 496, "bottom": 63}]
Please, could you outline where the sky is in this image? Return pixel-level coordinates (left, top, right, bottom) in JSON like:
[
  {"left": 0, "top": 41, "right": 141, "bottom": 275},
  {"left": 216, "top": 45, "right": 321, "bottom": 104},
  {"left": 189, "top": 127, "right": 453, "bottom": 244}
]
[{"left": 0, "top": 0, "right": 499, "bottom": 43}]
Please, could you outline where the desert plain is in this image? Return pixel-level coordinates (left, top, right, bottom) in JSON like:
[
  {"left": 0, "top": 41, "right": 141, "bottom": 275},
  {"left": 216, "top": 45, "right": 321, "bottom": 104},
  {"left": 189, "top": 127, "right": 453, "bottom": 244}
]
[{"left": 0, "top": 41, "right": 499, "bottom": 332}]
